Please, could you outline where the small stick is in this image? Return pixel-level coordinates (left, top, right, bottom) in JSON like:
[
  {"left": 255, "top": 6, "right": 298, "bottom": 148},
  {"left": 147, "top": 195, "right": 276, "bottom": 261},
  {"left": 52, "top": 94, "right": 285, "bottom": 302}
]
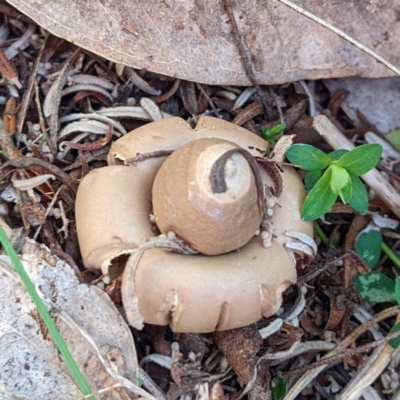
[
  {"left": 125, "top": 150, "right": 174, "bottom": 165},
  {"left": 0, "top": 157, "right": 77, "bottom": 195},
  {"left": 17, "top": 34, "right": 47, "bottom": 136},
  {"left": 48, "top": 48, "right": 81, "bottom": 153},
  {"left": 196, "top": 83, "right": 221, "bottom": 118},
  {"left": 269, "top": 88, "right": 284, "bottom": 124},
  {"left": 339, "top": 311, "right": 400, "bottom": 399},
  {"left": 313, "top": 115, "right": 400, "bottom": 220},
  {"left": 283, "top": 317, "right": 400, "bottom": 378},
  {"left": 284, "top": 305, "right": 400, "bottom": 400},
  {"left": 61, "top": 125, "right": 113, "bottom": 151},
  {"left": 223, "top": 0, "right": 272, "bottom": 120},
  {"left": 152, "top": 79, "right": 181, "bottom": 103}
]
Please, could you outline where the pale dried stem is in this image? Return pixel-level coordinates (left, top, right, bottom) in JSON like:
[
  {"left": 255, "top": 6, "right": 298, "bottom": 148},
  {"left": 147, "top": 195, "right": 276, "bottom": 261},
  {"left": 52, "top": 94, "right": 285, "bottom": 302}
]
[
  {"left": 47, "top": 48, "right": 81, "bottom": 153},
  {"left": 312, "top": 115, "right": 400, "bottom": 220},
  {"left": 284, "top": 305, "right": 399, "bottom": 400},
  {"left": 16, "top": 34, "right": 47, "bottom": 136},
  {"left": 339, "top": 312, "right": 400, "bottom": 399}
]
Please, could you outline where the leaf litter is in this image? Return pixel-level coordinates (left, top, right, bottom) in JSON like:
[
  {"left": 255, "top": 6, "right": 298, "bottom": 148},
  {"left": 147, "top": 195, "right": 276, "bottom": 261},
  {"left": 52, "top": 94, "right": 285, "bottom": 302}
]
[{"left": 1, "top": 3, "right": 400, "bottom": 399}]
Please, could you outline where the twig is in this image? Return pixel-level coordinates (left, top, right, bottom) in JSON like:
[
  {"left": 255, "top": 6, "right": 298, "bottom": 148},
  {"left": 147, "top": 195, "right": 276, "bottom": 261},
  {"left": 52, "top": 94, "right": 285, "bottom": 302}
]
[
  {"left": 223, "top": 0, "right": 271, "bottom": 120},
  {"left": 298, "top": 80, "right": 316, "bottom": 117},
  {"left": 339, "top": 312, "right": 400, "bottom": 399},
  {"left": 125, "top": 150, "right": 174, "bottom": 165},
  {"left": 16, "top": 34, "right": 47, "bottom": 136},
  {"left": 277, "top": 0, "right": 400, "bottom": 77},
  {"left": 258, "top": 318, "right": 283, "bottom": 339},
  {"left": 152, "top": 79, "right": 181, "bottom": 103},
  {"left": 269, "top": 88, "right": 284, "bottom": 124},
  {"left": 196, "top": 83, "right": 221, "bottom": 118},
  {"left": 284, "top": 305, "right": 400, "bottom": 400},
  {"left": 269, "top": 341, "right": 336, "bottom": 366},
  {"left": 47, "top": 48, "right": 81, "bottom": 153},
  {"left": 296, "top": 252, "right": 349, "bottom": 284},
  {"left": 284, "top": 326, "right": 400, "bottom": 377},
  {"left": 0, "top": 157, "right": 77, "bottom": 195},
  {"left": 313, "top": 115, "right": 400, "bottom": 219},
  {"left": 61, "top": 125, "right": 113, "bottom": 151}
]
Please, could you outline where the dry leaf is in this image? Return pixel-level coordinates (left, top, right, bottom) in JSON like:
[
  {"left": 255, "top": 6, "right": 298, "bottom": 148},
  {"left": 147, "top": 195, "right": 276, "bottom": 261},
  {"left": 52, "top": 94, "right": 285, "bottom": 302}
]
[
  {"left": 214, "top": 325, "right": 262, "bottom": 384},
  {"left": 0, "top": 239, "right": 140, "bottom": 400},
  {"left": 6, "top": 1, "right": 400, "bottom": 85}
]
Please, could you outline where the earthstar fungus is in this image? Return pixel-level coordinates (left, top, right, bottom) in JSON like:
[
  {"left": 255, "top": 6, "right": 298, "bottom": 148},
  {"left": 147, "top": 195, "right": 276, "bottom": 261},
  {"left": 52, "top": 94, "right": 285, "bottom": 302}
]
[{"left": 75, "top": 116, "right": 314, "bottom": 332}]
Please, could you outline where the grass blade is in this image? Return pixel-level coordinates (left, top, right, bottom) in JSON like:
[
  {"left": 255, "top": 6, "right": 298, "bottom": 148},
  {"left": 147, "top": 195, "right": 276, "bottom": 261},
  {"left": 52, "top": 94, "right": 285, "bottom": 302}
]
[{"left": 0, "top": 226, "right": 93, "bottom": 398}]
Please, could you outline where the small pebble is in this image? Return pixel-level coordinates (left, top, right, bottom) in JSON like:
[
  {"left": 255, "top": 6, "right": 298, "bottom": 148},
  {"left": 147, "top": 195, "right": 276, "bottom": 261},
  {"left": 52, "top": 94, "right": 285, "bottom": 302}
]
[{"left": 102, "top": 274, "right": 111, "bottom": 285}]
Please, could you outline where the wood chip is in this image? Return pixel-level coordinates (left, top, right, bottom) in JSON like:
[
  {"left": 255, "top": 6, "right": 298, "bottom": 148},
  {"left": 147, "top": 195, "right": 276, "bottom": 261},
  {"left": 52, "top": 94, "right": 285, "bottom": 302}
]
[{"left": 232, "top": 101, "right": 263, "bottom": 126}]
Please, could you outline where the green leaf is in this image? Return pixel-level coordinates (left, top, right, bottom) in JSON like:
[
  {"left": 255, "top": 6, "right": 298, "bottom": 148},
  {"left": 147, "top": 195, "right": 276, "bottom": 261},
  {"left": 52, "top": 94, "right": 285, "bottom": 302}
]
[
  {"left": 339, "top": 179, "right": 353, "bottom": 204},
  {"left": 330, "top": 165, "right": 350, "bottom": 193},
  {"left": 271, "top": 377, "right": 286, "bottom": 400},
  {"left": 355, "top": 230, "right": 382, "bottom": 268},
  {"left": 335, "top": 144, "right": 382, "bottom": 175},
  {"left": 301, "top": 168, "right": 337, "bottom": 221},
  {"left": 260, "top": 127, "right": 271, "bottom": 140},
  {"left": 386, "top": 129, "right": 400, "bottom": 152},
  {"left": 348, "top": 176, "right": 368, "bottom": 212},
  {"left": 285, "top": 144, "right": 332, "bottom": 171},
  {"left": 389, "top": 323, "right": 400, "bottom": 349},
  {"left": 354, "top": 271, "right": 396, "bottom": 303},
  {"left": 396, "top": 277, "right": 400, "bottom": 306},
  {"left": 329, "top": 149, "right": 349, "bottom": 161},
  {"left": 269, "top": 123, "right": 286, "bottom": 137},
  {"left": 305, "top": 170, "right": 322, "bottom": 191}
]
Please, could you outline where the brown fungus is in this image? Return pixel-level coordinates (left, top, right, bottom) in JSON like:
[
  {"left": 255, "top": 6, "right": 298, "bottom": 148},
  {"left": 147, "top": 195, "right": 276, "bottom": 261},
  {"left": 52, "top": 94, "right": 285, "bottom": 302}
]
[
  {"left": 75, "top": 116, "right": 314, "bottom": 332},
  {"left": 152, "top": 138, "right": 263, "bottom": 255}
]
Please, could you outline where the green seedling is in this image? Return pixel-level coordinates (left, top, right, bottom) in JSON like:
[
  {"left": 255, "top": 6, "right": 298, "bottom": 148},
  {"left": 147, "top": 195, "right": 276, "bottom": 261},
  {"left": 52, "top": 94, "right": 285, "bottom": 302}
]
[
  {"left": 271, "top": 376, "right": 286, "bottom": 400},
  {"left": 353, "top": 229, "right": 400, "bottom": 348},
  {"left": 285, "top": 143, "right": 382, "bottom": 221},
  {"left": 354, "top": 230, "right": 396, "bottom": 304},
  {"left": 261, "top": 123, "right": 286, "bottom": 145}
]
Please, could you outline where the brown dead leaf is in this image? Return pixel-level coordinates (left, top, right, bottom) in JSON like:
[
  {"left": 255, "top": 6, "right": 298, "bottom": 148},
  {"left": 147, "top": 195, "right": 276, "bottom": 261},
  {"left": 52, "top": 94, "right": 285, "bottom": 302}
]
[
  {"left": 270, "top": 134, "right": 295, "bottom": 162},
  {"left": 20, "top": 202, "right": 46, "bottom": 226},
  {"left": 180, "top": 81, "right": 198, "bottom": 115},
  {"left": 7, "top": 1, "right": 400, "bottom": 85},
  {"left": 24, "top": 169, "right": 55, "bottom": 200},
  {"left": 214, "top": 324, "right": 262, "bottom": 384},
  {"left": 266, "top": 323, "right": 303, "bottom": 352},
  {"left": 281, "top": 99, "right": 308, "bottom": 130},
  {"left": 324, "top": 296, "right": 346, "bottom": 331},
  {"left": 232, "top": 101, "right": 263, "bottom": 126},
  {"left": 300, "top": 312, "right": 324, "bottom": 336},
  {"left": 0, "top": 46, "right": 21, "bottom": 88},
  {"left": 328, "top": 89, "right": 349, "bottom": 120},
  {"left": 3, "top": 97, "right": 18, "bottom": 135}
]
